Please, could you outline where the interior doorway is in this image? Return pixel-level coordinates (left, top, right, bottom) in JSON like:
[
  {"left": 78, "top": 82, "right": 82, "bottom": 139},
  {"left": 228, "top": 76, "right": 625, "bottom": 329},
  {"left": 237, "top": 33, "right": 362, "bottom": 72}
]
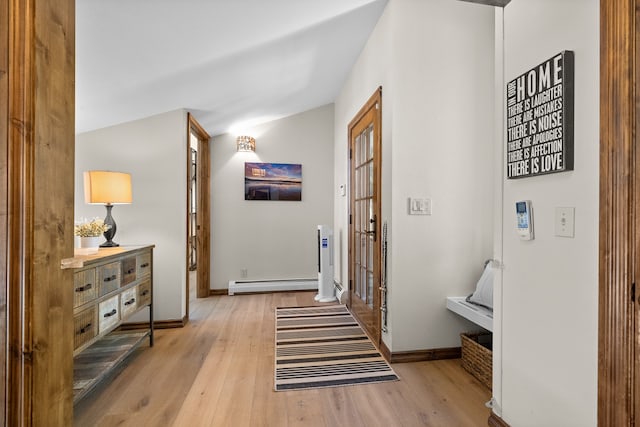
[
  {"left": 348, "top": 88, "right": 382, "bottom": 345},
  {"left": 186, "top": 113, "right": 211, "bottom": 318}
]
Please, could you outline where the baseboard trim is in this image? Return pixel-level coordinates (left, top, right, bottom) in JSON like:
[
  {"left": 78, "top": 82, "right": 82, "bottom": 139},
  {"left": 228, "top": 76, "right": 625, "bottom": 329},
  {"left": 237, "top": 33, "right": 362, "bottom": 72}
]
[
  {"left": 119, "top": 316, "right": 187, "bottom": 331},
  {"left": 488, "top": 412, "right": 510, "bottom": 427},
  {"left": 385, "top": 346, "right": 462, "bottom": 364},
  {"left": 380, "top": 340, "right": 391, "bottom": 361},
  {"left": 210, "top": 289, "right": 227, "bottom": 296}
]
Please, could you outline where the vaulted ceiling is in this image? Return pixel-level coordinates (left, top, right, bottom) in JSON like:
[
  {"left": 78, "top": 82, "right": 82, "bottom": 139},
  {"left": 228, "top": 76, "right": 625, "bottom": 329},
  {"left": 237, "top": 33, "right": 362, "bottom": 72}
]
[{"left": 76, "top": 0, "right": 389, "bottom": 136}]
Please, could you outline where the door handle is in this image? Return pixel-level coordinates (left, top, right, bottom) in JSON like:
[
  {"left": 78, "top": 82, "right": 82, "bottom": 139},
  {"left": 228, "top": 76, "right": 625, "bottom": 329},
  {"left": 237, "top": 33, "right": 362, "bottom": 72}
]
[{"left": 367, "top": 215, "right": 377, "bottom": 241}]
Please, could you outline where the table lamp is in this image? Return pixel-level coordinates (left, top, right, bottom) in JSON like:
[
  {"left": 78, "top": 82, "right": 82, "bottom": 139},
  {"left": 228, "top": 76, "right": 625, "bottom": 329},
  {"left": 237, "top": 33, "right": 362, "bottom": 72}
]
[{"left": 84, "top": 170, "right": 132, "bottom": 247}]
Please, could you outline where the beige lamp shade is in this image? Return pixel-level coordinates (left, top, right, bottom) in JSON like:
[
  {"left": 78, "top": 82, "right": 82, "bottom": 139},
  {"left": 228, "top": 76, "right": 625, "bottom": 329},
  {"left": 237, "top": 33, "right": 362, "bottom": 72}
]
[{"left": 84, "top": 171, "right": 132, "bottom": 204}]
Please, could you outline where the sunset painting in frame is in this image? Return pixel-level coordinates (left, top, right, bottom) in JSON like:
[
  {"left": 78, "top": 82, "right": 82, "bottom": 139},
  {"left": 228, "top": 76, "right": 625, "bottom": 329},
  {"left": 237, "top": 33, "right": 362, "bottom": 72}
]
[{"left": 244, "top": 162, "right": 302, "bottom": 201}]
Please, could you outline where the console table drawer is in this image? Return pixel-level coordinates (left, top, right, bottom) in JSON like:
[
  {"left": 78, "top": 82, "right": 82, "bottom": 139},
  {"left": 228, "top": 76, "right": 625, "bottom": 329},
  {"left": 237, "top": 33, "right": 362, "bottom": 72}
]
[
  {"left": 98, "top": 295, "right": 120, "bottom": 333},
  {"left": 137, "top": 280, "right": 151, "bottom": 307},
  {"left": 120, "top": 288, "right": 138, "bottom": 318},
  {"left": 137, "top": 253, "right": 151, "bottom": 278},
  {"left": 122, "top": 257, "right": 137, "bottom": 286},
  {"left": 74, "top": 269, "right": 97, "bottom": 308},
  {"left": 98, "top": 262, "right": 121, "bottom": 296},
  {"left": 74, "top": 307, "right": 96, "bottom": 350}
]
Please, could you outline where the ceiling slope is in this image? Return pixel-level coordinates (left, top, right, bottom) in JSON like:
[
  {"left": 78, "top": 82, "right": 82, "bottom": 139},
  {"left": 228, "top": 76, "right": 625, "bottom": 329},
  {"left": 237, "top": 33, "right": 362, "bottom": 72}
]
[{"left": 76, "top": 0, "right": 389, "bottom": 135}]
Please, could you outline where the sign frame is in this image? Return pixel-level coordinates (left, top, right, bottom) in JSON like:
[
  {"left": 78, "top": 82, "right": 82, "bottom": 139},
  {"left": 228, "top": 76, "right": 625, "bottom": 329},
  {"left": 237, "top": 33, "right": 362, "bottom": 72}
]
[{"left": 506, "top": 50, "right": 574, "bottom": 179}]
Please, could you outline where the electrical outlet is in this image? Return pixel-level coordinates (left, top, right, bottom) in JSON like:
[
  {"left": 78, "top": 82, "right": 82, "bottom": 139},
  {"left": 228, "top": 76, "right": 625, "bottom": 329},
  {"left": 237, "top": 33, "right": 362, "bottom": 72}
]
[{"left": 241, "top": 269, "right": 248, "bottom": 278}]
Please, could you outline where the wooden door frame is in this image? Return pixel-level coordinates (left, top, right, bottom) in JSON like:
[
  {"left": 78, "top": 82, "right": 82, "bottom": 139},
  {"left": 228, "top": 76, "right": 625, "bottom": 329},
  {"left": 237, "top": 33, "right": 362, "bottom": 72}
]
[
  {"left": 186, "top": 113, "right": 211, "bottom": 314},
  {"left": 3, "top": 0, "right": 75, "bottom": 423},
  {"left": 348, "top": 87, "right": 382, "bottom": 345},
  {"left": 1, "top": 0, "right": 9, "bottom": 420},
  {"left": 599, "top": 0, "right": 639, "bottom": 424}
]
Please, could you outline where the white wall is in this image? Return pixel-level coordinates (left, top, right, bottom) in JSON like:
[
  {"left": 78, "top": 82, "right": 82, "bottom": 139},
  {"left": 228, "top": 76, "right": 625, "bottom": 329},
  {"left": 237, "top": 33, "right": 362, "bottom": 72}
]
[
  {"left": 390, "top": 0, "right": 494, "bottom": 352},
  {"left": 498, "top": 1, "right": 599, "bottom": 426},
  {"left": 334, "top": 0, "right": 495, "bottom": 352},
  {"left": 333, "top": 0, "right": 393, "bottom": 301},
  {"left": 75, "top": 109, "right": 188, "bottom": 321},
  {"left": 211, "top": 104, "right": 334, "bottom": 289}
]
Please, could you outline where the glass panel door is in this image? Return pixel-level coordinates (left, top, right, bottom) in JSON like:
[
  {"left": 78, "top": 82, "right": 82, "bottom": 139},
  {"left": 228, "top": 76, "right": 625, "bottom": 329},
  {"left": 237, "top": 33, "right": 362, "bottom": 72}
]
[{"left": 348, "top": 88, "right": 382, "bottom": 344}]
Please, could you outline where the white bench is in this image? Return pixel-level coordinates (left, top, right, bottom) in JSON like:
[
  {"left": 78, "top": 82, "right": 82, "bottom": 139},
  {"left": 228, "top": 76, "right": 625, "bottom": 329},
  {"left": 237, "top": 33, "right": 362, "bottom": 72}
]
[{"left": 446, "top": 296, "right": 493, "bottom": 332}]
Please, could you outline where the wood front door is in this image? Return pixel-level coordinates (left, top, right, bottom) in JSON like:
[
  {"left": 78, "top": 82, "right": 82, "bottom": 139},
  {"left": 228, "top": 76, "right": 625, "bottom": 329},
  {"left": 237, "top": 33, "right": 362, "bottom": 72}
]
[{"left": 348, "top": 88, "right": 382, "bottom": 345}]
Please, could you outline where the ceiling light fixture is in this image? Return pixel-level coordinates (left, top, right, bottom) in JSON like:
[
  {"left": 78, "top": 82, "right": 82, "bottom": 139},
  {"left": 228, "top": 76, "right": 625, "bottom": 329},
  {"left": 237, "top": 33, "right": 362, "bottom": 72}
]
[{"left": 236, "top": 135, "right": 256, "bottom": 152}]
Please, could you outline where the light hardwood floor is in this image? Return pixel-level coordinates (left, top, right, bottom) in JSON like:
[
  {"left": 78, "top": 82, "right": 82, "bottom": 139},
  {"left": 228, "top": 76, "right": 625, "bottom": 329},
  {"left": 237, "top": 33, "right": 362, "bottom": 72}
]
[{"left": 74, "top": 292, "right": 491, "bottom": 426}]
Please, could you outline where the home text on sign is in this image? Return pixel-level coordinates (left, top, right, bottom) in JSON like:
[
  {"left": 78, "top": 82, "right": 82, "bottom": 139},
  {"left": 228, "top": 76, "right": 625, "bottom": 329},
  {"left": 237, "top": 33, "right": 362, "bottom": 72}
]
[{"left": 506, "top": 51, "right": 574, "bottom": 179}]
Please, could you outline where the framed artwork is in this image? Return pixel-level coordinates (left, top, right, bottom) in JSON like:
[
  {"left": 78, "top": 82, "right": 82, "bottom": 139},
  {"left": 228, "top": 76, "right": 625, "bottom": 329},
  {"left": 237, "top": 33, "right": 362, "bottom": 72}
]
[
  {"left": 245, "top": 162, "right": 302, "bottom": 201},
  {"left": 506, "top": 50, "right": 574, "bottom": 179}
]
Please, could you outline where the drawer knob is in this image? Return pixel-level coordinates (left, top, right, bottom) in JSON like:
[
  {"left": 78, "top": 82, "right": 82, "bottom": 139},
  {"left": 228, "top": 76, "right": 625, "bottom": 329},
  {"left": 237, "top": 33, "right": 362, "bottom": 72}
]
[
  {"left": 103, "top": 309, "right": 117, "bottom": 318},
  {"left": 124, "top": 298, "right": 136, "bottom": 306},
  {"left": 126, "top": 268, "right": 135, "bottom": 274},
  {"left": 141, "top": 290, "right": 149, "bottom": 296},
  {"left": 78, "top": 322, "right": 92, "bottom": 334},
  {"left": 104, "top": 275, "right": 117, "bottom": 282},
  {"left": 75, "top": 283, "right": 93, "bottom": 292},
  {"left": 140, "top": 262, "right": 150, "bottom": 268}
]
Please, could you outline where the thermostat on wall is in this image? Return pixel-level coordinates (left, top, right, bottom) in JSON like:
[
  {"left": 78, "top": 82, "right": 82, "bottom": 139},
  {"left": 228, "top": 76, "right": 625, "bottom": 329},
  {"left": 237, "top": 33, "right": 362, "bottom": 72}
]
[{"left": 516, "top": 200, "right": 534, "bottom": 240}]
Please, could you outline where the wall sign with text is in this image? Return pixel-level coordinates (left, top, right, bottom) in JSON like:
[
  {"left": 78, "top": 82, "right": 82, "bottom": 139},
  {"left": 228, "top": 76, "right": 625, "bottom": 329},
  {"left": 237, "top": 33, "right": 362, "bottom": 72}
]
[{"left": 506, "top": 51, "right": 574, "bottom": 179}]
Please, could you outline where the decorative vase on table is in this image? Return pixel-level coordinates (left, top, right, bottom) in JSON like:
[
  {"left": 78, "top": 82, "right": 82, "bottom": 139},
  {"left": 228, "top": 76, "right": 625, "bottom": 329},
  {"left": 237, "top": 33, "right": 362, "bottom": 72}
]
[{"left": 79, "top": 236, "right": 102, "bottom": 253}]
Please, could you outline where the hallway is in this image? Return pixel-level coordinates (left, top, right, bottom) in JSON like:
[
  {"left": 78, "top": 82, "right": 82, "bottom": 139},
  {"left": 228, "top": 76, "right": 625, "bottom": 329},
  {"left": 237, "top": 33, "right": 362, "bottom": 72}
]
[{"left": 74, "top": 292, "right": 491, "bottom": 426}]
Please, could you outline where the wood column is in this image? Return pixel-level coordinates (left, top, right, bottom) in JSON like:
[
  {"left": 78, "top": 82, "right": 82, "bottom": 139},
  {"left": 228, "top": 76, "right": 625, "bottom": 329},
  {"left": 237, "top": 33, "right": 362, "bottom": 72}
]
[
  {"left": 0, "top": 0, "right": 9, "bottom": 423},
  {"left": 3, "top": 0, "right": 75, "bottom": 424},
  {"left": 599, "top": 0, "right": 636, "bottom": 425}
]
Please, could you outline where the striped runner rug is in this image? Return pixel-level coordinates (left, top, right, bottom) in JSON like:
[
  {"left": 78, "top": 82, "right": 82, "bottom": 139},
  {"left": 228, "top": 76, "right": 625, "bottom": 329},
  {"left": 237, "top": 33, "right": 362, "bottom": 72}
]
[{"left": 274, "top": 305, "right": 399, "bottom": 391}]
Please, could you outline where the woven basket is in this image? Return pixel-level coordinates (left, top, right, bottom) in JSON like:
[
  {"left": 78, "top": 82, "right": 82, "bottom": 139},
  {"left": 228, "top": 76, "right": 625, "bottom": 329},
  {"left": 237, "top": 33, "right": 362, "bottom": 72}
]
[{"left": 460, "top": 332, "right": 492, "bottom": 390}]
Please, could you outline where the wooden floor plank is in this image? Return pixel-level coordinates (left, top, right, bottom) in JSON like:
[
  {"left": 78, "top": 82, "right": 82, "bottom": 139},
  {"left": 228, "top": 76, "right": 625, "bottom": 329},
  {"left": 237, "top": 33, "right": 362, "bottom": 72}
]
[{"left": 74, "top": 291, "right": 491, "bottom": 427}]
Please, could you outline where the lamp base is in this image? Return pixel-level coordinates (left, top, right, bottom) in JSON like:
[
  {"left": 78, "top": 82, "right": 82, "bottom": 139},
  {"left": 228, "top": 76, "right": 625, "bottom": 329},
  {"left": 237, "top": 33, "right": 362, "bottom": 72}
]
[
  {"left": 102, "top": 204, "right": 120, "bottom": 247},
  {"left": 99, "top": 241, "right": 119, "bottom": 248}
]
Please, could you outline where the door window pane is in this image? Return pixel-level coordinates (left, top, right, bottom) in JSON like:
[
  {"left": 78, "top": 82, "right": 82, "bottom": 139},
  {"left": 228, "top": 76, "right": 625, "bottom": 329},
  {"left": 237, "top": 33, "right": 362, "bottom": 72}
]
[
  {"left": 368, "top": 125, "right": 374, "bottom": 160},
  {"left": 368, "top": 162, "right": 374, "bottom": 196}
]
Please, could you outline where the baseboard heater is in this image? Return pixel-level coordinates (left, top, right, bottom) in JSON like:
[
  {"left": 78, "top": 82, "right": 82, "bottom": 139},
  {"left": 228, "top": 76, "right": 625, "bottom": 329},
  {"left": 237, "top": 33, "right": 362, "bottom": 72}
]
[{"left": 228, "top": 278, "right": 317, "bottom": 295}]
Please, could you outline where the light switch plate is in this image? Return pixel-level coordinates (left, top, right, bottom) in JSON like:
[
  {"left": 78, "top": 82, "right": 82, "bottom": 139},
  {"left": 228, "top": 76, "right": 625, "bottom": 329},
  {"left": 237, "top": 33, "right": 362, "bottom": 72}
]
[
  {"left": 555, "top": 207, "right": 575, "bottom": 238},
  {"left": 408, "top": 197, "right": 432, "bottom": 215}
]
